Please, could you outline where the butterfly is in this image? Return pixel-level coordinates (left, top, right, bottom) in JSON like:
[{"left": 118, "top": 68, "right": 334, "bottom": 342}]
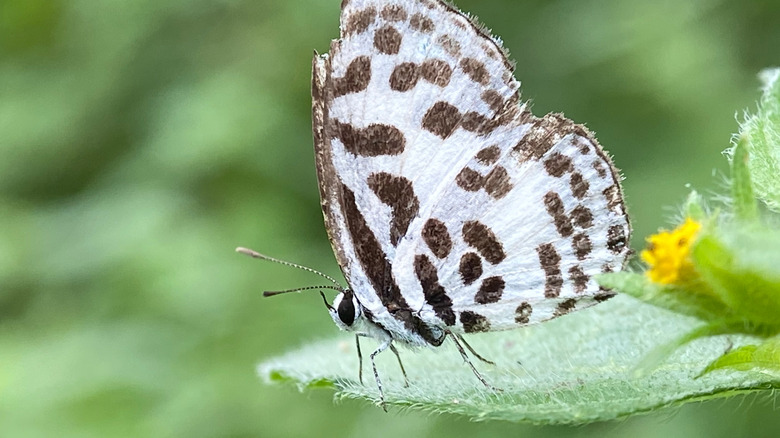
[{"left": 239, "top": 0, "right": 630, "bottom": 410}]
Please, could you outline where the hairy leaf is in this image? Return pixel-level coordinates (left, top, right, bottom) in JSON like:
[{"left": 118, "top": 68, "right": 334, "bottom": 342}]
[
  {"left": 258, "top": 297, "right": 778, "bottom": 423},
  {"left": 731, "top": 68, "right": 780, "bottom": 212}
]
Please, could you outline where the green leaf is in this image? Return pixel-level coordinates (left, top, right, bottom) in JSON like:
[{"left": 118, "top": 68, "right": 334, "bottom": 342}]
[
  {"left": 692, "top": 228, "right": 780, "bottom": 327},
  {"left": 258, "top": 297, "right": 779, "bottom": 423},
  {"left": 734, "top": 68, "right": 780, "bottom": 212},
  {"left": 597, "top": 271, "right": 731, "bottom": 322},
  {"left": 701, "top": 335, "right": 780, "bottom": 375}
]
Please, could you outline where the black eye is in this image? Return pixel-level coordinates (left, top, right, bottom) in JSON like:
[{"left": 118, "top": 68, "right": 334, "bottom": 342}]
[{"left": 337, "top": 293, "right": 355, "bottom": 326}]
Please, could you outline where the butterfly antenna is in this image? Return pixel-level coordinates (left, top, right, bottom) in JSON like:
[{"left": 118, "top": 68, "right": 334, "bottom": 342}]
[
  {"left": 262, "top": 285, "right": 344, "bottom": 298},
  {"left": 235, "top": 247, "right": 343, "bottom": 288}
]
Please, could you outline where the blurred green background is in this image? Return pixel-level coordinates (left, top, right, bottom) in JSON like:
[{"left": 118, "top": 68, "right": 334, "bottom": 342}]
[{"left": 1, "top": 0, "right": 779, "bottom": 436}]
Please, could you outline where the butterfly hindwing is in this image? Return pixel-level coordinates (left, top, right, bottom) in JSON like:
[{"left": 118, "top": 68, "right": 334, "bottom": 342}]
[{"left": 396, "top": 114, "right": 630, "bottom": 333}]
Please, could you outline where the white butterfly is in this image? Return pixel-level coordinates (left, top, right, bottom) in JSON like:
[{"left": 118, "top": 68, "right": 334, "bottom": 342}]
[{"left": 240, "top": 0, "right": 630, "bottom": 410}]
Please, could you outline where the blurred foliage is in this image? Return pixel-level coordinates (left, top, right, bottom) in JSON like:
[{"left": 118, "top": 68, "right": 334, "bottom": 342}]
[{"left": 2, "top": 0, "right": 780, "bottom": 436}]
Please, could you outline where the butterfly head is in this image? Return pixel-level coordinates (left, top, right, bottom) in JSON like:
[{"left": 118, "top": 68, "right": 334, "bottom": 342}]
[{"left": 326, "top": 289, "right": 363, "bottom": 331}]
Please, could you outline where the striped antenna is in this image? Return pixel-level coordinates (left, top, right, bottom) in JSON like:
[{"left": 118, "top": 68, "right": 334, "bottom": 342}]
[
  {"left": 235, "top": 247, "right": 344, "bottom": 290},
  {"left": 262, "top": 285, "right": 344, "bottom": 297}
]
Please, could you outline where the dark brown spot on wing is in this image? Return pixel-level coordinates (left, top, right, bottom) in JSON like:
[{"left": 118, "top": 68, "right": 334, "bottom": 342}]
[
  {"left": 422, "top": 218, "right": 452, "bottom": 259},
  {"left": 544, "top": 152, "right": 573, "bottom": 177},
  {"left": 592, "top": 160, "right": 607, "bottom": 178},
  {"left": 456, "top": 166, "right": 512, "bottom": 199},
  {"left": 572, "top": 233, "right": 592, "bottom": 260},
  {"left": 456, "top": 167, "right": 482, "bottom": 192},
  {"left": 483, "top": 44, "right": 498, "bottom": 60},
  {"left": 515, "top": 302, "right": 532, "bottom": 324},
  {"left": 461, "top": 111, "right": 499, "bottom": 135},
  {"left": 537, "top": 243, "right": 562, "bottom": 298},
  {"left": 374, "top": 25, "right": 402, "bottom": 54},
  {"left": 570, "top": 205, "right": 593, "bottom": 228},
  {"left": 463, "top": 221, "right": 505, "bottom": 264},
  {"left": 345, "top": 7, "right": 376, "bottom": 36},
  {"left": 476, "top": 146, "right": 501, "bottom": 165},
  {"left": 333, "top": 56, "right": 372, "bottom": 98},
  {"left": 481, "top": 90, "right": 504, "bottom": 113},
  {"left": 553, "top": 298, "right": 577, "bottom": 317},
  {"left": 422, "top": 101, "right": 461, "bottom": 138},
  {"left": 437, "top": 35, "right": 461, "bottom": 57},
  {"left": 381, "top": 4, "right": 407, "bottom": 21},
  {"left": 570, "top": 172, "right": 589, "bottom": 199},
  {"left": 607, "top": 225, "right": 628, "bottom": 254},
  {"left": 575, "top": 137, "right": 591, "bottom": 154},
  {"left": 460, "top": 311, "right": 490, "bottom": 333},
  {"left": 389, "top": 62, "right": 420, "bottom": 92},
  {"left": 514, "top": 114, "right": 567, "bottom": 161},
  {"left": 460, "top": 58, "right": 489, "bottom": 85},
  {"left": 475, "top": 276, "right": 505, "bottom": 304},
  {"left": 367, "top": 172, "right": 420, "bottom": 246},
  {"left": 420, "top": 59, "right": 452, "bottom": 87},
  {"left": 333, "top": 121, "right": 405, "bottom": 156},
  {"left": 414, "top": 254, "right": 456, "bottom": 326},
  {"left": 459, "top": 252, "right": 482, "bottom": 285},
  {"left": 569, "top": 266, "right": 589, "bottom": 293},
  {"left": 603, "top": 185, "right": 623, "bottom": 213},
  {"left": 544, "top": 191, "right": 573, "bottom": 237},
  {"left": 409, "top": 12, "right": 434, "bottom": 32},
  {"left": 483, "top": 167, "right": 512, "bottom": 198}
]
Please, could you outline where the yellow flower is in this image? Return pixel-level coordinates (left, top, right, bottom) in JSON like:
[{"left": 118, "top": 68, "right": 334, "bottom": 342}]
[{"left": 641, "top": 218, "right": 702, "bottom": 285}]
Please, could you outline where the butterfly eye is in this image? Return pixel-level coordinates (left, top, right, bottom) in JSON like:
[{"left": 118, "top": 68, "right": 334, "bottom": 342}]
[{"left": 337, "top": 294, "right": 356, "bottom": 326}]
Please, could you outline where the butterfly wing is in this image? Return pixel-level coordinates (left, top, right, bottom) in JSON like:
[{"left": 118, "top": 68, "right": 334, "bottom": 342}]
[
  {"left": 393, "top": 113, "right": 630, "bottom": 334},
  {"left": 313, "top": 0, "right": 630, "bottom": 342}
]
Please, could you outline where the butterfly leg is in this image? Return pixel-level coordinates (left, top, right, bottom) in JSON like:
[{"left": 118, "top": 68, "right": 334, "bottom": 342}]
[
  {"left": 389, "top": 343, "right": 409, "bottom": 387},
  {"left": 446, "top": 331, "right": 502, "bottom": 392},
  {"left": 455, "top": 333, "right": 495, "bottom": 365},
  {"left": 370, "top": 338, "right": 393, "bottom": 412},
  {"left": 355, "top": 334, "right": 364, "bottom": 385}
]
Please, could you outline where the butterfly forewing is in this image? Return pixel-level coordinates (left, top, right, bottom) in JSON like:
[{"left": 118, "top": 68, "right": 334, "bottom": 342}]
[{"left": 313, "top": 0, "right": 630, "bottom": 343}]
